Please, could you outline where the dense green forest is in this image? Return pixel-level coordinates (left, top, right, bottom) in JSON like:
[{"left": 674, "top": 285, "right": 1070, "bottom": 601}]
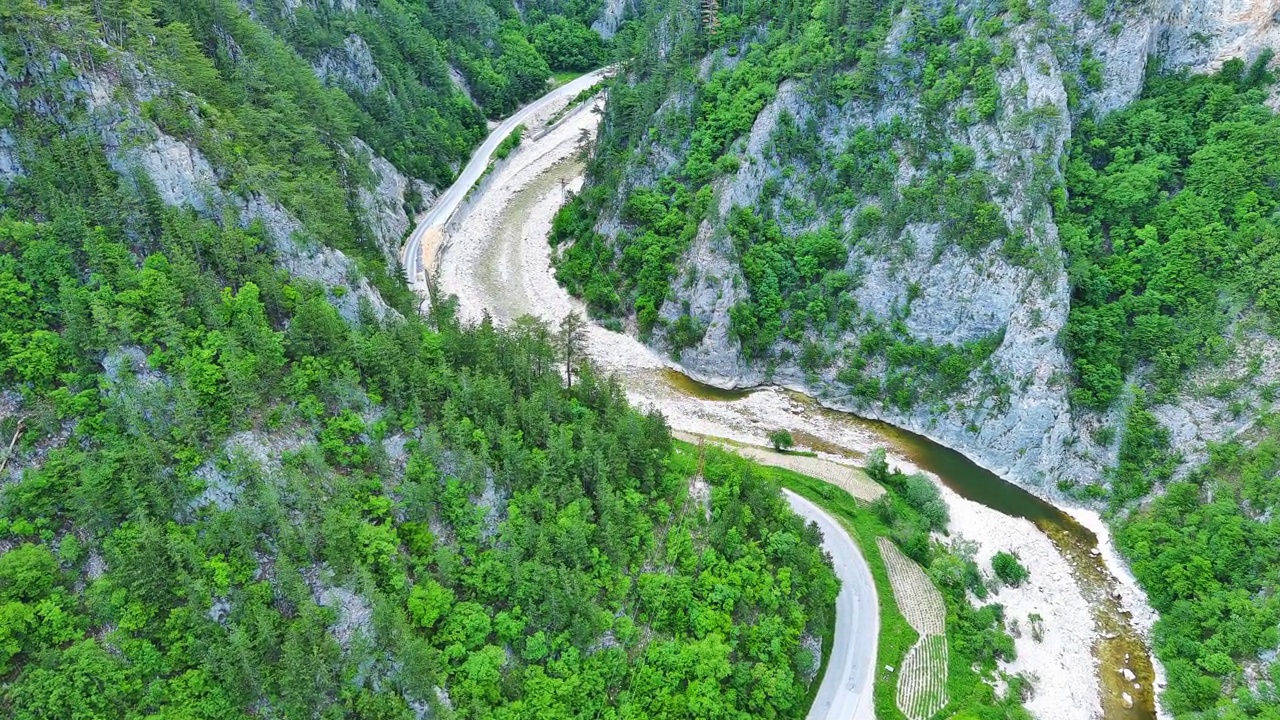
[
  {"left": 1061, "top": 61, "right": 1280, "bottom": 717},
  {"left": 0, "top": 0, "right": 848, "bottom": 718},
  {"left": 1061, "top": 56, "right": 1280, "bottom": 412},
  {"left": 238, "top": 0, "right": 543, "bottom": 186},
  {"left": 1116, "top": 419, "right": 1280, "bottom": 717},
  {"left": 236, "top": 0, "right": 606, "bottom": 185}
]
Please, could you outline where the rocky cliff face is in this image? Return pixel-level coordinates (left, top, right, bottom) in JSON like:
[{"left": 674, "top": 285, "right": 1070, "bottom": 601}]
[
  {"left": 592, "top": 0, "right": 639, "bottom": 38},
  {"left": 313, "top": 34, "right": 383, "bottom": 94},
  {"left": 349, "top": 137, "right": 436, "bottom": 268},
  {"left": 62, "top": 56, "right": 402, "bottom": 322},
  {"left": 0, "top": 11, "right": 445, "bottom": 322},
  {"left": 588, "top": 0, "right": 1280, "bottom": 496}
]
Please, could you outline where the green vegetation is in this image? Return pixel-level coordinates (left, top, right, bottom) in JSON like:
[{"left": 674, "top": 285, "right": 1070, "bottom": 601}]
[
  {"left": 236, "top": 0, "right": 585, "bottom": 186},
  {"left": 1061, "top": 56, "right": 1280, "bottom": 410},
  {"left": 990, "top": 552, "right": 1029, "bottom": 588},
  {"left": 831, "top": 323, "right": 1006, "bottom": 412},
  {"left": 550, "top": 70, "right": 587, "bottom": 87},
  {"left": 770, "top": 429, "right": 795, "bottom": 452},
  {"left": 552, "top": 0, "right": 904, "bottom": 344},
  {"left": 1116, "top": 416, "right": 1280, "bottom": 717},
  {"left": 0, "top": 220, "right": 838, "bottom": 717},
  {"left": 1026, "top": 613, "right": 1044, "bottom": 643},
  {"left": 532, "top": 18, "right": 607, "bottom": 73},
  {"left": 901, "top": 473, "right": 950, "bottom": 533},
  {"left": 551, "top": 0, "right": 1024, "bottom": 418},
  {"left": 777, "top": 461, "right": 1031, "bottom": 720},
  {"left": 1058, "top": 64, "right": 1280, "bottom": 717},
  {"left": 1100, "top": 392, "right": 1179, "bottom": 505},
  {"left": 725, "top": 210, "right": 852, "bottom": 357},
  {"left": 0, "top": 143, "right": 837, "bottom": 719},
  {"left": 0, "top": 2, "right": 843, "bottom": 718},
  {"left": 551, "top": 180, "right": 710, "bottom": 335},
  {"left": 494, "top": 124, "right": 526, "bottom": 161},
  {"left": 1, "top": 0, "right": 605, "bottom": 319}
]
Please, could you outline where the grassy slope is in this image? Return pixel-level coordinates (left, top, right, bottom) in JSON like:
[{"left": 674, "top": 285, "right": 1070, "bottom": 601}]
[{"left": 551, "top": 70, "right": 588, "bottom": 87}]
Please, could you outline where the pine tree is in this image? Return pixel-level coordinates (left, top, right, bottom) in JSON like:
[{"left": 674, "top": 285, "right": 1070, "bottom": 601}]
[
  {"left": 701, "top": 0, "right": 720, "bottom": 33},
  {"left": 557, "top": 312, "right": 588, "bottom": 388}
]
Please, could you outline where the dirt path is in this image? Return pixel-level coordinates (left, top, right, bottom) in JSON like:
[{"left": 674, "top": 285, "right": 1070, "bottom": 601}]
[{"left": 672, "top": 430, "right": 886, "bottom": 503}]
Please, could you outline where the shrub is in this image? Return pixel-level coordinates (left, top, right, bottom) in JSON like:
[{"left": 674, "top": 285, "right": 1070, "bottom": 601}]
[
  {"left": 903, "top": 473, "right": 949, "bottom": 531},
  {"left": 769, "top": 429, "right": 794, "bottom": 452},
  {"left": 1027, "top": 613, "right": 1045, "bottom": 642},
  {"left": 668, "top": 314, "right": 706, "bottom": 355},
  {"left": 494, "top": 124, "right": 525, "bottom": 160},
  {"left": 865, "top": 447, "right": 890, "bottom": 483},
  {"left": 992, "top": 551, "right": 1030, "bottom": 587},
  {"left": 871, "top": 494, "right": 897, "bottom": 524}
]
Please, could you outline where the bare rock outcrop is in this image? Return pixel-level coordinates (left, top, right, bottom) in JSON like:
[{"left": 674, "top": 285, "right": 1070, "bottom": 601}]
[
  {"left": 349, "top": 137, "right": 436, "bottom": 267},
  {"left": 313, "top": 34, "right": 382, "bottom": 94}
]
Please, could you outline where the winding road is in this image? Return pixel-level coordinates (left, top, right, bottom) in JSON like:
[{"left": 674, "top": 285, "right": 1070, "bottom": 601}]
[
  {"left": 406, "top": 71, "right": 880, "bottom": 720},
  {"left": 400, "top": 69, "right": 609, "bottom": 291},
  {"left": 785, "top": 490, "right": 879, "bottom": 720}
]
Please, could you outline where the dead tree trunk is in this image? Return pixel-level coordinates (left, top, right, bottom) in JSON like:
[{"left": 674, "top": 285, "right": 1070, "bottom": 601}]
[{"left": 0, "top": 418, "right": 26, "bottom": 478}]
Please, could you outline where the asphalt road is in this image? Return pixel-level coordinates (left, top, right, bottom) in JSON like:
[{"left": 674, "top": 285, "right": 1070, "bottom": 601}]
[
  {"left": 784, "top": 489, "right": 879, "bottom": 720},
  {"left": 400, "top": 69, "right": 609, "bottom": 290}
]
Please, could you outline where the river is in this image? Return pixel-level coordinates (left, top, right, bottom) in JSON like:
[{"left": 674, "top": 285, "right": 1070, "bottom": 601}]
[
  {"left": 417, "top": 84, "right": 1163, "bottom": 720},
  {"left": 669, "top": 372, "right": 1160, "bottom": 719}
]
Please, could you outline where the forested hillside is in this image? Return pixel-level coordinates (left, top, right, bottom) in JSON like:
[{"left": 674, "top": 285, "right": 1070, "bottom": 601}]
[
  {"left": 234, "top": 0, "right": 606, "bottom": 186},
  {"left": 1071, "top": 68, "right": 1280, "bottom": 717},
  {"left": 0, "top": 1, "right": 842, "bottom": 718},
  {"left": 554, "top": 0, "right": 1280, "bottom": 715}
]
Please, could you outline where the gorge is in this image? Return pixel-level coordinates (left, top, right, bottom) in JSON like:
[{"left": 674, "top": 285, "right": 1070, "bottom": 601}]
[
  {"left": 1, "top": 0, "right": 1278, "bottom": 718},
  {"left": 420, "top": 77, "right": 1164, "bottom": 719}
]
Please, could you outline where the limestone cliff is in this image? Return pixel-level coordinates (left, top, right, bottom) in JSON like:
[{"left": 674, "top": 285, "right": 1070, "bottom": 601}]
[
  {"left": 6, "top": 51, "right": 399, "bottom": 323},
  {"left": 579, "top": 0, "right": 1280, "bottom": 497},
  {"left": 312, "top": 34, "right": 383, "bottom": 94}
]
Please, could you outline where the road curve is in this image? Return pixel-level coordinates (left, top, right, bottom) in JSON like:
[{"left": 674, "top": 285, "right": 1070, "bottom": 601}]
[
  {"left": 400, "top": 69, "right": 609, "bottom": 290},
  {"left": 784, "top": 489, "right": 879, "bottom": 720}
]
